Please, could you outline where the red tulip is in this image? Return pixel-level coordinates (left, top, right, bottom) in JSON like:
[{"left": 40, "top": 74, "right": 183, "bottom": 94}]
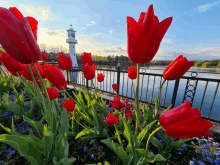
[
  {"left": 58, "top": 53, "right": 72, "bottom": 70},
  {"left": 2, "top": 52, "right": 21, "bottom": 72},
  {"left": 97, "top": 73, "right": 105, "bottom": 82},
  {"left": 0, "top": 53, "right": 2, "bottom": 63},
  {"left": 0, "top": 7, "right": 41, "bottom": 64},
  {"left": 124, "top": 99, "right": 133, "bottom": 109},
  {"left": 43, "top": 88, "right": 59, "bottom": 100},
  {"left": 110, "top": 95, "right": 125, "bottom": 110},
  {"left": 159, "top": 101, "right": 213, "bottom": 139},
  {"left": 112, "top": 84, "right": 118, "bottom": 92},
  {"left": 19, "top": 62, "right": 43, "bottom": 81},
  {"left": 127, "top": 66, "right": 137, "bottom": 79},
  {"left": 82, "top": 63, "right": 95, "bottom": 80},
  {"left": 41, "top": 64, "right": 47, "bottom": 79},
  {"left": 106, "top": 113, "right": 119, "bottom": 126},
  {"left": 62, "top": 99, "right": 75, "bottom": 112},
  {"left": 44, "top": 64, "right": 66, "bottom": 87},
  {"left": 82, "top": 52, "right": 92, "bottom": 66},
  {"left": 124, "top": 99, "right": 132, "bottom": 121},
  {"left": 56, "top": 81, "right": 67, "bottom": 90},
  {"left": 127, "top": 4, "right": 172, "bottom": 64},
  {"left": 125, "top": 109, "right": 132, "bottom": 121},
  {"left": 41, "top": 53, "right": 48, "bottom": 62},
  {"left": 163, "top": 55, "right": 194, "bottom": 80},
  {"left": 7, "top": 69, "right": 18, "bottom": 77}
]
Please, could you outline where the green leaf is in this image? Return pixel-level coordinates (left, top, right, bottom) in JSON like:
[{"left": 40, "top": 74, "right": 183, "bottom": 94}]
[
  {"left": 0, "top": 123, "right": 20, "bottom": 136},
  {"left": 104, "top": 161, "right": 111, "bottom": 165},
  {"left": 75, "top": 106, "right": 94, "bottom": 125},
  {"left": 0, "top": 134, "right": 44, "bottom": 165},
  {"left": 82, "top": 86, "right": 91, "bottom": 103},
  {"left": 101, "top": 139, "right": 129, "bottom": 165},
  {"left": 122, "top": 116, "right": 134, "bottom": 155},
  {"left": 144, "top": 152, "right": 166, "bottom": 163},
  {"left": 22, "top": 136, "right": 45, "bottom": 154},
  {"left": 145, "top": 102, "right": 154, "bottom": 123},
  {"left": 171, "top": 138, "right": 191, "bottom": 147},
  {"left": 94, "top": 100, "right": 109, "bottom": 116},
  {"left": 150, "top": 137, "right": 163, "bottom": 150},
  {"left": 137, "top": 120, "right": 157, "bottom": 147},
  {"left": 52, "top": 157, "right": 76, "bottom": 165},
  {"left": 23, "top": 115, "right": 44, "bottom": 138},
  {"left": 8, "top": 102, "right": 24, "bottom": 117},
  {"left": 42, "top": 125, "right": 54, "bottom": 153},
  {"left": 75, "top": 128, "right": 98, "bottom": 139}
]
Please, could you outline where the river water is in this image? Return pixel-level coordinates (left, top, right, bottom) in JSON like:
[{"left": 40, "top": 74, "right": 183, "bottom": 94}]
[{"left": 68, "top": 65, "right": 220, "bottom": 120}]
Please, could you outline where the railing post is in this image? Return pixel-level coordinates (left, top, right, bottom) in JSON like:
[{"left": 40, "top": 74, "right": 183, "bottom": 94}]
[
  {"left": 66, "top": 70, "right": 69, "bottom": 85},
  {"left": 171, "top": 78, "right": 180, "bottom": 108},
  {"left": 116, "top": 63, "right": 121, "bottom": 94},
  {"left": 86, "top": 80, "right": 89, "bottom": 89},
  {"left": 52, "top": 60, "right": 54, "bottom": 66}
]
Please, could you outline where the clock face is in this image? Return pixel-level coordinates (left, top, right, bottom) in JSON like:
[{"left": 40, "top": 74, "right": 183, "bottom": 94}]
[{"left": 71, "top": 33, "right": 75, "bottom": 38}]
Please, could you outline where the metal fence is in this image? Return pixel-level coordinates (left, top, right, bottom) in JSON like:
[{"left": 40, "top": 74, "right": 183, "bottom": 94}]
[{"left": 39, "top": 61, "right": 220, "bottom": 123}]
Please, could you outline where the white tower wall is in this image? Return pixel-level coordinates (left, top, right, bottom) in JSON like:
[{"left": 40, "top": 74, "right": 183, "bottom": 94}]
[
  {"left": 66, "top": 25, "right": 78, "bottom": 83},
  {"left": 69, "top": 43, "right": 78, "bottom": 67}
]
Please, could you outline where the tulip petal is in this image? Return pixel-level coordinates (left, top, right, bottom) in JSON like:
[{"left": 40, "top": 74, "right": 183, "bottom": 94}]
[
  {"left": 26, "top": 16, "right": 38, "bottom": 41},
  {"left": 137, "top": 12, "right": 146, "bottom": 28},
  {"left": 163, "top": 55, "right": 183, "bottom": 75},
  {"left": 127, "top": 16, "right": 141, "bottom": 63},
  {"left": 159, "top": 101, "right": 191, "bottom": 127},
  {"left": 142, "top": 17, "right": 173, "bottom": 64},
  {"left": 9, "top": 7, "right": 23, "bottom": 20},
  {"left": 163, "top": 56, "right": 187, "bottom": 80}
]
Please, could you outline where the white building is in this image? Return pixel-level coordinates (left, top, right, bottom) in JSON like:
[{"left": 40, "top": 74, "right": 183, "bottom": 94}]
[{"left": 66, "top": 24, "right": 78, "bottom": 82}]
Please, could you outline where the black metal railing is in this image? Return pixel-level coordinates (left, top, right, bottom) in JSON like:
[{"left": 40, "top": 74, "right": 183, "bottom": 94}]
[{"left": 40, "top": 61, "right": 220, "bottom": 122}]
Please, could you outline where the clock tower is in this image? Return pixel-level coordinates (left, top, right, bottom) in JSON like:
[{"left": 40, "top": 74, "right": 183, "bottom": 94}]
[
  {"left": 66, "top": 24, "right": 78, "bottom": 82},
  {"left": 66, "top": 24, "right": 78, "bottom": 67}
]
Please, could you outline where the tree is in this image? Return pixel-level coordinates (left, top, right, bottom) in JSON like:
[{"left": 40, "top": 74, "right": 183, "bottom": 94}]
[{"left": 39, "top": 43, "right": 47, "bottom": 53}]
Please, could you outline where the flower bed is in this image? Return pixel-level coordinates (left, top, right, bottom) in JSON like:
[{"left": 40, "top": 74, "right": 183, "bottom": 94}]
[{"left": 0, "top": 4, "right": 216, "bottom": 165}]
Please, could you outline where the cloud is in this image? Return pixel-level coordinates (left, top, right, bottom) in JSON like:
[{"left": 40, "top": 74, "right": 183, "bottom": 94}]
[
  {"left": 198, "top": 1, "right": 220, "bottom": 12},
  {"left": 43, "top": 28, "right": 66, "bottom": 36},
  {"left": 81, "top": 21, "right": 96, "bottom": 29},
  {"left": 154, "top": 48, "right": 220, "bottom": 61},
  {"left": 87, "top": 21, "right": 96, "bottom": 26},
  {"left": 162, "top": 39, "right": 173, "bottom": 44},
  {"left": 103, "top": 47, "right": 126, "bottom": 53},
  {"left": 23, "top": 5, "right": 53, "bottom": 20},
  {"left": 116, "top": 20, "right": 120, "bottom": 22},
  {"left": 109, "top": 30, "right": 116, "bottom": 38}
]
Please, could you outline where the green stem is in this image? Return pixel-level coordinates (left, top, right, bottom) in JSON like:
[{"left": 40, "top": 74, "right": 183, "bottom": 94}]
[
  {"left": 55, "top": 99, "right": 62, "bottom": 115},
  {"left": 135, "top": 63, "right": 140, "bottom": 136},
  {"left": 145, "top": 126, "right": 162, "bottom": 153},
  {"left": 27, "top": 65, "right": 42, "bottom": 97},
  {"left": 71, "top": 112, "right": 88, "bottom": 130},
  {"left": 132, "top": 80, "right": 136, "bottom": 96},
  {"left": 31, "top": 63, "right": 52, "bottom": 112},
  {"left": 29, "top": 64, "right": 51, "bottom": 128},
  {"left": 155, "top": 79, "right": 166, "bottom": 116},
  {"left": 114, "top": 124, "right": 123, "bottom": 148},
  {"left": 16, "top": 73, "right": 39, "bottom": 101}
]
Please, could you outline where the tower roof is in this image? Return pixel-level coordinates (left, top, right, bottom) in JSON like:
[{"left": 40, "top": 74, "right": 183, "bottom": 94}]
[{"left": 67, "top": 24, "right": 76, "bottom": 32}]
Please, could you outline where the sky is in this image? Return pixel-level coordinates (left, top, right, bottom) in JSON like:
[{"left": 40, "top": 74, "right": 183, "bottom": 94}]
[{"left": 1, "top": 0, "right": 220, "bottom": 60}]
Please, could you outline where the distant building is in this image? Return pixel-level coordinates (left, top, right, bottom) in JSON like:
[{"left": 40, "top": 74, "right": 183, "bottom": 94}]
[
  {"left": 66, "top": 24, "right": 78, "bottom": 67},
  {"left": 66, "top": 24, "right": 78, "bottom": 82}
]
